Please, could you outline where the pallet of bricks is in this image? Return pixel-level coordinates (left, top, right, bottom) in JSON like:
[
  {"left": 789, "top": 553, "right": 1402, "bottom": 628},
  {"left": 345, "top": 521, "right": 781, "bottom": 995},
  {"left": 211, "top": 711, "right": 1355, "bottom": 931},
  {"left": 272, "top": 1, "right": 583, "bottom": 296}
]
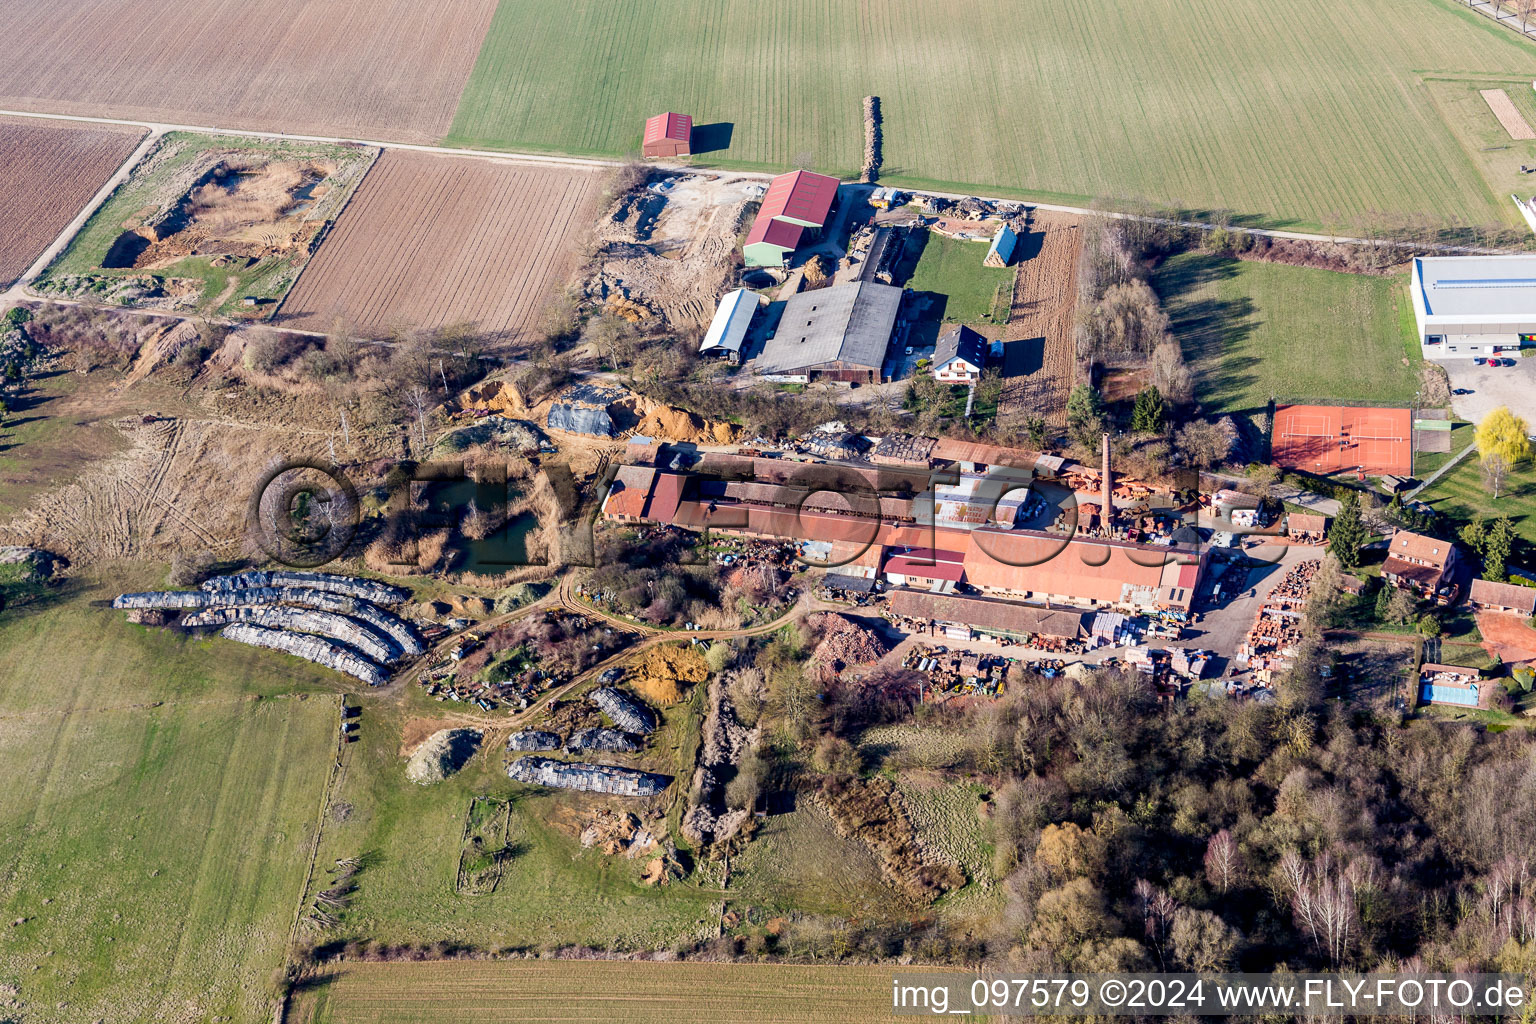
[{"left": 1236, "top": 560, "right": 1320, "bottom": 684}]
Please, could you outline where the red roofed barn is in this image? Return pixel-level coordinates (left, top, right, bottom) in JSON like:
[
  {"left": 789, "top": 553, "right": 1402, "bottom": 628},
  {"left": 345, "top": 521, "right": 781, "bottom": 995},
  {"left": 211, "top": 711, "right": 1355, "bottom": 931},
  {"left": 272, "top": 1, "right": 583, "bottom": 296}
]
[
  {"left": 642, "top": 112, "right": 692, "bottom": 158},
  {"left": 743, "top": 169, "right": 841, "bottom": 267}
]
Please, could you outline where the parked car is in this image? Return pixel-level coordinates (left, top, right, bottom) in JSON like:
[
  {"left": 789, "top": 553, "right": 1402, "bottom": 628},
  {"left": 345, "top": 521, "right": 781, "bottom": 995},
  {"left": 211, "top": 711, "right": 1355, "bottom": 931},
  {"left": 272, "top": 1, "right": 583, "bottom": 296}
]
[
  {"left": 1475, "top": 357, "right": 1487, "bottom": 365},
  {"left": 1452, "top": 388, "right": 1474, "bottom": 395},
  {"left": 1506, "top": 358, "right": 1519, "bottom": 366}
]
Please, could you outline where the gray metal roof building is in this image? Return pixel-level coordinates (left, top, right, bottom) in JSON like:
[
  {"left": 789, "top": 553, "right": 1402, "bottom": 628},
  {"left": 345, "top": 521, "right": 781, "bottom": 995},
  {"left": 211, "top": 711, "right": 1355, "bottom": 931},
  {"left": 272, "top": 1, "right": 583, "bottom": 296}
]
[
  {"left": 1411, "top": 255, "right": 1536, "bottom": 359},
  {"left": 755, "top": 281, "right": 901, "bottom": 383}
]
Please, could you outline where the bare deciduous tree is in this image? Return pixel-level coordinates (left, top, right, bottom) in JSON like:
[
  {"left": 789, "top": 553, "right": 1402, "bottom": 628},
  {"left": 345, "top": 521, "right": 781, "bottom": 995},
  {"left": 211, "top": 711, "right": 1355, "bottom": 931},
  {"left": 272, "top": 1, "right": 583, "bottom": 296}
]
[
  {"left": 1204, "top": 829, "right": 1243, "bottom": 895},
  {"left": 1482, "top": 452, "right": 1511, "bottom": 500},
  {"left": 1281, "top": 851, "right": 1358, "bottom": 966}
]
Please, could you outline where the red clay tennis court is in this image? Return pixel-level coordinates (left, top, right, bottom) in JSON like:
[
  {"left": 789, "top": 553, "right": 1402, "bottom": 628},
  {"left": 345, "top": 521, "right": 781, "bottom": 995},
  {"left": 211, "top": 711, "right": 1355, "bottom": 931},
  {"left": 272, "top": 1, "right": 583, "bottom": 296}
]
[{"left": 1271, "top": 405, "right": 1412, "bottom": 476}]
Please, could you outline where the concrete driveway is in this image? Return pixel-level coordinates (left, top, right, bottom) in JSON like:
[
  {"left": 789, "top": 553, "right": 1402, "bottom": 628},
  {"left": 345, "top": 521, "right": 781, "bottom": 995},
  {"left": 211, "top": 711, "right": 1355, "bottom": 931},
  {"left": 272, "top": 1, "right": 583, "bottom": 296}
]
[
  {"left": 1179, "top": 544, "right": 1317, "bottom": 676},
  {"left": 1442, "top": 356, "right": 1536, "bottom": 424}
]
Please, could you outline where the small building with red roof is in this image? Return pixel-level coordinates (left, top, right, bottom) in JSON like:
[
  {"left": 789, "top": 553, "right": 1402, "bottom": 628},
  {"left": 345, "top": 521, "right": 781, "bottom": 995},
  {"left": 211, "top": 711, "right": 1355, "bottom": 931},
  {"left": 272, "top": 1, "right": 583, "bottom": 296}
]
[{"left": 642, "top": 112, "right": 692, "bottom": 158}]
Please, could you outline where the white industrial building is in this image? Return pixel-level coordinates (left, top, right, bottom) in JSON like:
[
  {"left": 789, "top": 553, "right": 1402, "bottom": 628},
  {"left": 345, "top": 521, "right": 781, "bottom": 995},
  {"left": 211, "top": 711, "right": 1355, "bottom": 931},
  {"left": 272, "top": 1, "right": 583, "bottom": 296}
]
[
  {"left": 698, "top": 288, "right": 758, "bottom": 361},
  {"left": 1411, "top": 255, "right": 1536, "bottom": 359}
]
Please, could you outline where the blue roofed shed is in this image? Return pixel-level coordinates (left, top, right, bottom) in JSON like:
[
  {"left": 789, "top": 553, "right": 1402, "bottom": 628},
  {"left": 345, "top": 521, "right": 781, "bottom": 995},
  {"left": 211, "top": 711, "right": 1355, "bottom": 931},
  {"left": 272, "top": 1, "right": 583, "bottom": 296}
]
[{"left": 984, "top": 223, "right": 1018, "bottom": 267}]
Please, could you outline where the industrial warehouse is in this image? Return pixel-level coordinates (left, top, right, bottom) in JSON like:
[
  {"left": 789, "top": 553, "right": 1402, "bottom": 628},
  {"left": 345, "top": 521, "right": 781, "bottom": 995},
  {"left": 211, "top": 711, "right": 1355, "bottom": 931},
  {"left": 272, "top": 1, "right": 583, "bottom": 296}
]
[{"left": 1411, "top": 254, "right": 1536, "bottom": 358}]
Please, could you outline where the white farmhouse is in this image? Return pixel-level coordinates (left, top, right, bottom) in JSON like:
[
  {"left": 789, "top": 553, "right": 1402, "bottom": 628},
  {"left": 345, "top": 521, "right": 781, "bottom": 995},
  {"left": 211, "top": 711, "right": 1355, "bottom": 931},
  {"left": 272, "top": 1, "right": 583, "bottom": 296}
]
[
  {"left": 1411, "top": 255, "right": 1536, "bottom": 359},
  {"left": 932, "top": 325, "right": 987, "bottom": 383}
]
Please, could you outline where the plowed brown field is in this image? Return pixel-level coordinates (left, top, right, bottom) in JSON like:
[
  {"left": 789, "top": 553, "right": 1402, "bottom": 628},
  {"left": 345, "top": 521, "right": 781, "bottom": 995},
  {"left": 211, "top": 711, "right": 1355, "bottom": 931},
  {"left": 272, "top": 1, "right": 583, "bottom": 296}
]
[
  {"left": 0, "top": 116, "right": 144, "bottom": 287},
  {"left": 0, "top": 0, "right": 497, "bottom": 143},
  {"left": 999, "top": 210, "right": 1081, "bottom": 427},
  {"left": 278, "top": 151, "right": 605, "bottom": 345}
]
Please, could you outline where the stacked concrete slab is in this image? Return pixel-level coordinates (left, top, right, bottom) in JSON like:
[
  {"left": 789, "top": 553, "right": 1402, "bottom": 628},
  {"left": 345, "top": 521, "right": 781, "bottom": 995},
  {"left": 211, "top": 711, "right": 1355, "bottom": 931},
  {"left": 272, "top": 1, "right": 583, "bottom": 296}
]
[
  {"left": 566, "top": 727, "right": 643, "bottom": 754},
  {"left": 181, "top": 605, "right": 400, "bottom": 664},
  {"left": 506, "top": 730, "right": 562, "bottom": 752},
  {"left": 116, "top": 573, "right": 423, "bottom": 687},
  {"left": 114, "top": 587, "right": 422, "bottom": 657},
  {"left": 221, "top": 623, "right": 388, "bottom": 687},
  {"left": 589, "top": 687, "right": 657, "bottom": 734},
  {"left": 201, "top": 571, "right": 411, "bottom": 605},
  {"left": 506, "top": 756, "right": 670, "bottom": 796}
]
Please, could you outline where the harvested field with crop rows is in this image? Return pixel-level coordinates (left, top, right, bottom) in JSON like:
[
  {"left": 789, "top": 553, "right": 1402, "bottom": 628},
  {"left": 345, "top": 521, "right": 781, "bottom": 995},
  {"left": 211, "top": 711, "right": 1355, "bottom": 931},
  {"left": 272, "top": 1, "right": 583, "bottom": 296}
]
[
  {"left": 447, "top": 0, "right": 1536, "bottom": 232},
  {"left": 277, "top": 152, "right": 606, "bottom": 343},
  {"left": 0, "top": 0, "right": 497, "bottom": 142},
  {"left": 288, "top": 960, "right": 976, "bottom": 1023},
  {"left": 0, "top": 117, "right": 144, "bottom": 287}
]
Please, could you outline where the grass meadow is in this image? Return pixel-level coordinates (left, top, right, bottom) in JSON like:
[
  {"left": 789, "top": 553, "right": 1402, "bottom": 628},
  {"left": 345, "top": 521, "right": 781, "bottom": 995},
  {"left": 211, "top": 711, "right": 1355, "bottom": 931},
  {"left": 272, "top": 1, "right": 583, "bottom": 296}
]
[
  {"left": 0, "top": 576, "right": 343, "bottom": 1023},
  {"left": 448, "top": 0, "right": 1536, "bottom": 232},
  {"left": 906, "top": 233, "right": 1014, "bottom": 326},
  {"left": 1419, "top": 434, "right": 1536, "bottom": 544},
  {"left": 298, "top": 685, "right": 724, "bottom": 954},
  {"left": 1153, "top": 253, "right": 1421, "bottom": 414}
]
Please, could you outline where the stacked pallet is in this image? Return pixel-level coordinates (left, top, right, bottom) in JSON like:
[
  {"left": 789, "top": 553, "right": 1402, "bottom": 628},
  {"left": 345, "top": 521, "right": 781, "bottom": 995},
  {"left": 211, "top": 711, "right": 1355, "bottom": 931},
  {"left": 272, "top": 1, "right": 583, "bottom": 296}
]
[{"left": 1236, "top": 560, "right": 1321, "bottom": 681}]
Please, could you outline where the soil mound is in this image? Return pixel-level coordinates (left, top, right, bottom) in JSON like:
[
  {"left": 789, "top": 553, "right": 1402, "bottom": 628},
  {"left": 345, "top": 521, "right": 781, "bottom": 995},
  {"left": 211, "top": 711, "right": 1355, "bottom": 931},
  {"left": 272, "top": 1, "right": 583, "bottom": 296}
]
[
  {"left": 433, "top": 415, "right": 544, "bottom": 456},
  {"left": 809, "top": 613, "right": 887, "bottom": 681},
  {"left": 579, "top": 809, "right": 644, "bottom": 855},
  {"left": 405, "top": 728, "right": 482, "bottom": 785}
]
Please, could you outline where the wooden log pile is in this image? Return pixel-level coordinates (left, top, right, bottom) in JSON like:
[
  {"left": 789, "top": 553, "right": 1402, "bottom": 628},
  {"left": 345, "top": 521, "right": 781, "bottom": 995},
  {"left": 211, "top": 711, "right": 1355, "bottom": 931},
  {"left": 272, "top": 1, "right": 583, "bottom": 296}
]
[{"left": 862, "top": 95, "right": 882, "bottom": 183}]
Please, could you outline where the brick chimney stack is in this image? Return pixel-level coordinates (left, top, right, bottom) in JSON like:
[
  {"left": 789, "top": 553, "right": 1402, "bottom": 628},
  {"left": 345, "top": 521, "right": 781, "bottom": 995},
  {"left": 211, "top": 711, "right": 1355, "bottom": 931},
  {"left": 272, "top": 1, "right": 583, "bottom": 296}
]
[{"left": 1101, "top": 432, "right": 1113, "bottom": 529}]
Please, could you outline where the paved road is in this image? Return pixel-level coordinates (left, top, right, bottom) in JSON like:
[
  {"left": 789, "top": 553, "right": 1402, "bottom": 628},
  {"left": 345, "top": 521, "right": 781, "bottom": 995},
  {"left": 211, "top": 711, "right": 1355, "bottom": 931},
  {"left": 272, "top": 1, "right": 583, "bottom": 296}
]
[{"left": 1179, "top": 544, "right": 1315, "bottom": 676}]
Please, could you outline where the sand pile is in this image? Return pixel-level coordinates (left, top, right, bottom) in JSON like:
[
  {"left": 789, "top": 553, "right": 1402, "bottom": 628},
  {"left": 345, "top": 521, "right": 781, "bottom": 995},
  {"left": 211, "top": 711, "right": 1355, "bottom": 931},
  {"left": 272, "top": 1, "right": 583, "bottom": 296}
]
[
  {"left": 579, "top": 809, "right": 642, "bottom": 854},
  {"left": 629, "top": 644, "right": 709, "bottom": 706},
  {"left": 632, "top": 401, "right": 740, "bottom": 445},
  {"left": 405, "top": 728, "right": 482, "bottom": 785},
  {"left": 456, "top": 378, "right": 528, "bottom": 418}
]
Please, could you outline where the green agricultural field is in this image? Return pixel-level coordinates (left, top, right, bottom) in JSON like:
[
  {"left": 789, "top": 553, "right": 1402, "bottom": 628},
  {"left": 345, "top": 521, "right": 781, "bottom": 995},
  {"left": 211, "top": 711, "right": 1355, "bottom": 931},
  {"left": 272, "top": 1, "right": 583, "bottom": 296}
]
[
  {"left": 288, "top": 960, "right": 988, "bottom": 1024},
  {"left": 0, "top": 580, "right": 341, "bottom": 1024},
  {"left": 906, "top": 233, "right": 1013, "bottom": 326},
  {"left": 448, "top": 0, "right": 1536, "bottom": 232},
  {"left": 1153, "top": 253, "right": 1421, "bottom": 414}
]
